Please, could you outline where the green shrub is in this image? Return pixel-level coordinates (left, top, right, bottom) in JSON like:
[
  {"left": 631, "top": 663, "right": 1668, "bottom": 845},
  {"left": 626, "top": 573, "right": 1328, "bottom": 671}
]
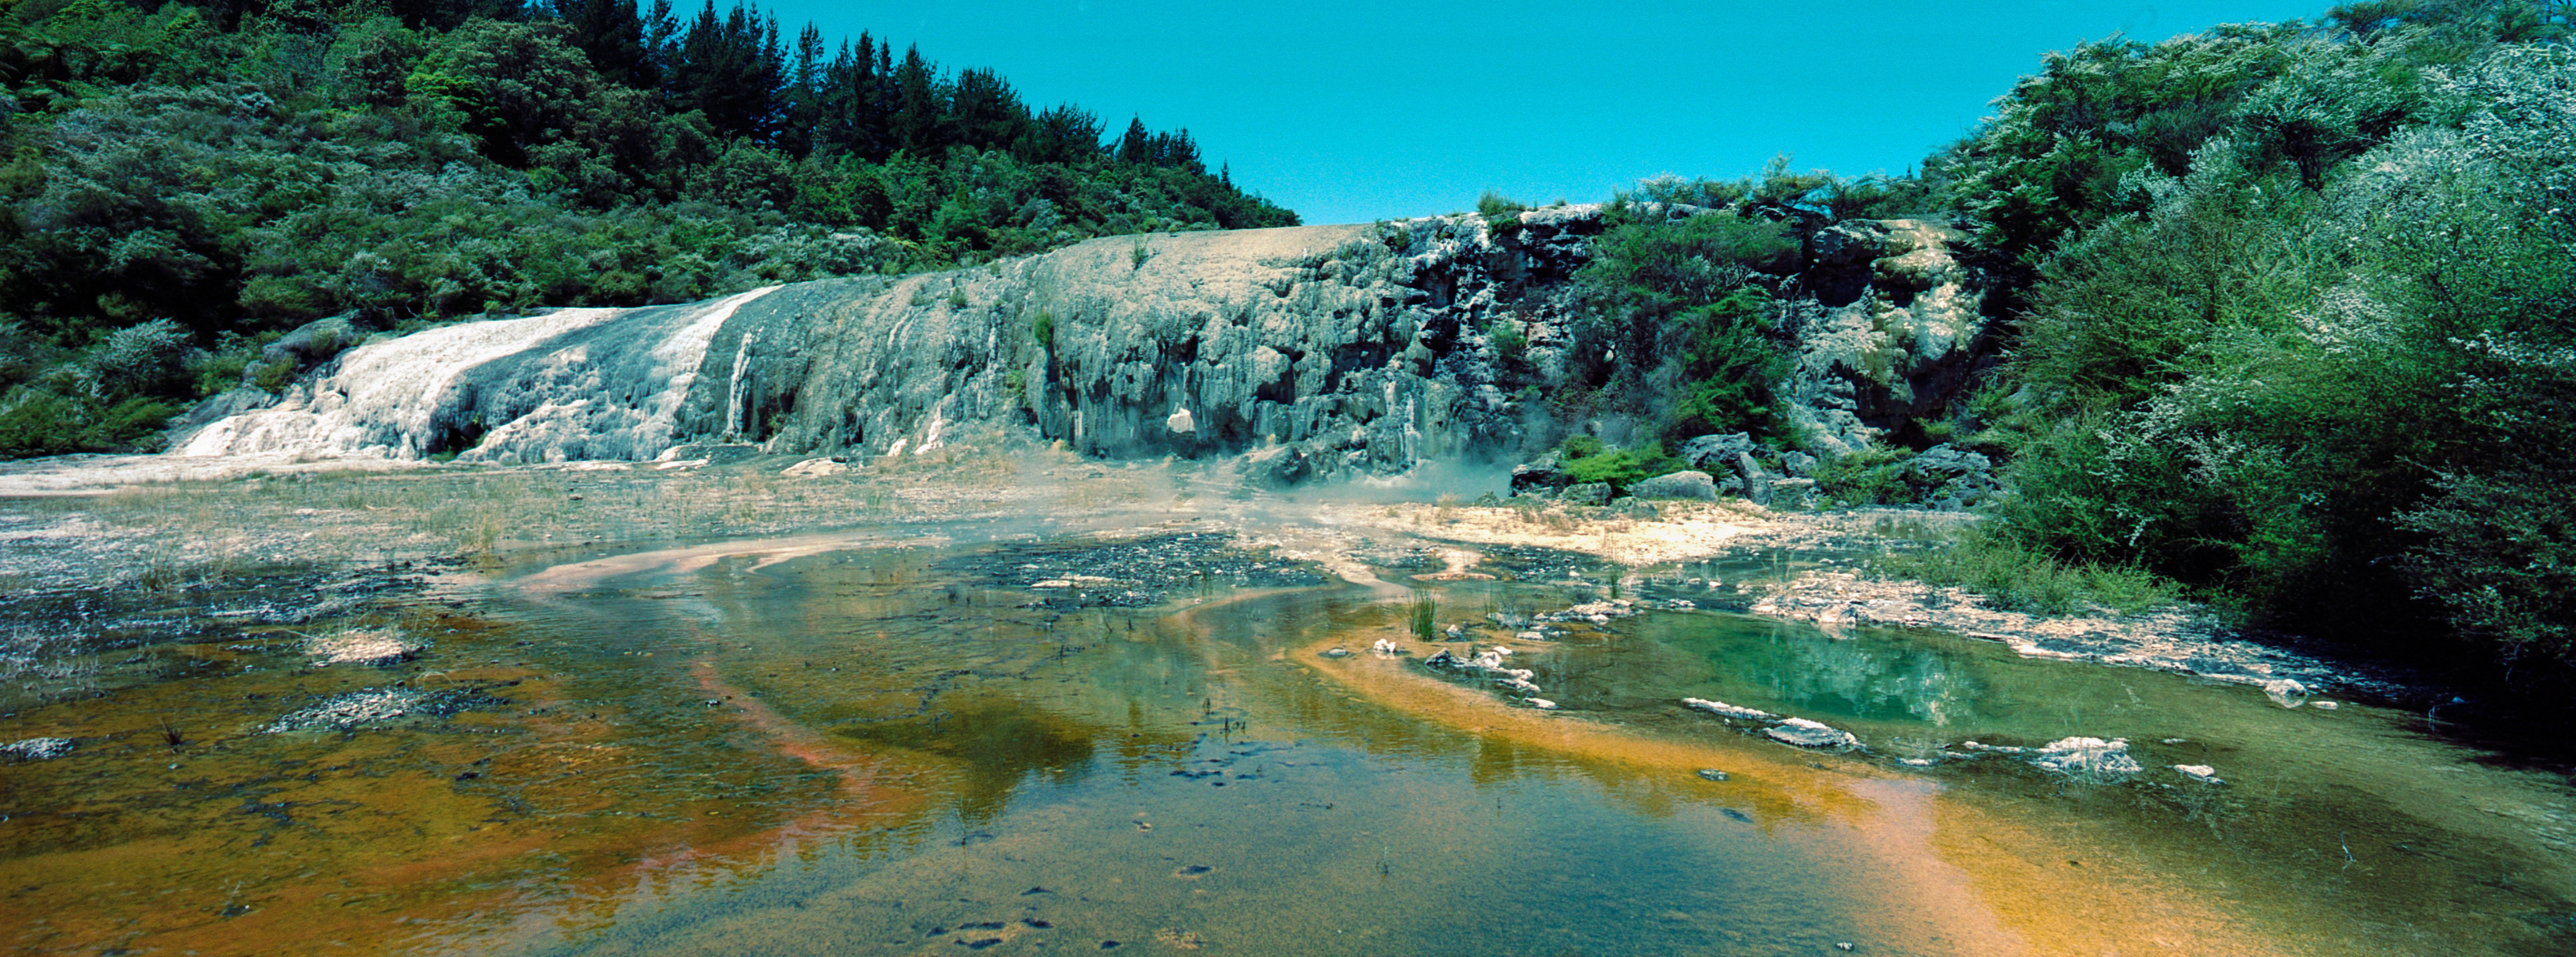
[
  {"left": 1558, "top": 438, "right": 1683, "bottom": 494},
  {"left": 1486, "top": 318, "right": 1526, "bottom": 361},
  {"left": 1811, "top": 447, "right": 1910, "bottom": 507}
]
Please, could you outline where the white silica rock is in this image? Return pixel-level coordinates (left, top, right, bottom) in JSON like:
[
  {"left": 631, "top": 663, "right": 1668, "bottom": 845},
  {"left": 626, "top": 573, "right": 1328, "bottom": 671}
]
[
  {"left": 2033, "top": 737, "right": 2144, "bottom": 780},
  {"left": 178, "top": 287, "right": 780, "bottom": 462},
  {"left": 2174, "top": 764, "right": 2225, "bottom": 784},
  {"left": 1166, "top": 407, "right": 1196, "bottom": 434},
  {"left": 1682, "top": 697, "right": 1777, "bottom": 721},
  {"left": 1766, "top": 718, "right": 1858, "bottom": 749}
]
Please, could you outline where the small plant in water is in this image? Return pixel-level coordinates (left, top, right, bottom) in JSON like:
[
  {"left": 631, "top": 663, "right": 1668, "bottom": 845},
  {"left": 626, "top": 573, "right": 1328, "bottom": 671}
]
[{"left": 1407, "top": 590, "right": 1438, "bottom": 640}]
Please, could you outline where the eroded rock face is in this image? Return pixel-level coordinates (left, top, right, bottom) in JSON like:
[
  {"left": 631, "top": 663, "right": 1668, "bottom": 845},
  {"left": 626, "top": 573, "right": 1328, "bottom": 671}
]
[
  {"left": 1776, "top": 219, "right": 1993, "bottom": 456},
  {"left": 169, "top": 206, "right": 1993, "bottom": 478}
]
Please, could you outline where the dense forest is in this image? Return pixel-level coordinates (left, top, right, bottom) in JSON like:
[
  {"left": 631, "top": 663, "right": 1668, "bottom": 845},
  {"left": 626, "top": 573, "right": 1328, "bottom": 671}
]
[
  {"left": 0, "top": 0, "right": 1294, "bottom": 455},
  {"left": 1550, "top": 0, "right": 2572, "bottom": 685}
]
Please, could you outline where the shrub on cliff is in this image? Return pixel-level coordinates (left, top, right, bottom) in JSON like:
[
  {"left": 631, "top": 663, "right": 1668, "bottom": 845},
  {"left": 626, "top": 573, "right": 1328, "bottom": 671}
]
[{"left": 1569, "top": 212, "right": 1795, "bottom": 446}]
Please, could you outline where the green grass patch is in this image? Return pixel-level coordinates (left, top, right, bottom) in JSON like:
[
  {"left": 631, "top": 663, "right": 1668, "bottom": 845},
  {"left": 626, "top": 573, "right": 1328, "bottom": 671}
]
[{"left": 1869, "top": 526, "right": 2179, "bottom": 617}]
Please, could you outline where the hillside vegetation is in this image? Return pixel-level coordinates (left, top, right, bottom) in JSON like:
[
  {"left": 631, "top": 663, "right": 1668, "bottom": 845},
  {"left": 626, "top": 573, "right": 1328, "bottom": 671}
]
[
  {"left": 0, "top": 0, "right": 1292, "bottom": 455},
  {"left": 1556, "top": 0, "right": 2570, "bottom": 683}
]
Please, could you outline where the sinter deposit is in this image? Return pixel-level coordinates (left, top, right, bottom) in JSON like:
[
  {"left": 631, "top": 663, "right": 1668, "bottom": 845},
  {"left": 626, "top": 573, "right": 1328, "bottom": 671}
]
[{"left": 171, "top": 208, "right": 1994, "bottom": 486}]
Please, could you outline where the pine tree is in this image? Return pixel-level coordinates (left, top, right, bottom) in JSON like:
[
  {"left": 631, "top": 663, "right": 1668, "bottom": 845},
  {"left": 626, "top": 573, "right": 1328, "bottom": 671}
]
[
  {"left": 555, "top": 0, "right": 657, "bottom": 89},
  {"left": 666, "top": 0, "right": 785, "bottom": 142},
  {"left": 1116, "top": 116, "right": 1151, "bottom": 164},
  {"left": 890, "top": 46, "right": 942, "bottom": 155}
]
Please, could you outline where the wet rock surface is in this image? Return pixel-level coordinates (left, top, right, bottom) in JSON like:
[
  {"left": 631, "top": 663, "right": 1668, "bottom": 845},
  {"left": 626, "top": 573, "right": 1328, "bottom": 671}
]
[
  {"left": 1765, "top": 718, "right": 1860, "bottom": 749},
  {"left": 262, "top": 686, "right": 511, "bottom": 733},
  {"left": 2, "top": 736, "right": 73, "bottom": 760},
  {"left": 938, "top": 532, "right": 1329, "bottom": 609}
]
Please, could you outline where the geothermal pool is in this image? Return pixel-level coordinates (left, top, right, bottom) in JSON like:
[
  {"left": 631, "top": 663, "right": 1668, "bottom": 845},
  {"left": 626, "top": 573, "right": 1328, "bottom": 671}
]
[{"left": 3, "top": 529, "right": 2571, "bottom": 955}]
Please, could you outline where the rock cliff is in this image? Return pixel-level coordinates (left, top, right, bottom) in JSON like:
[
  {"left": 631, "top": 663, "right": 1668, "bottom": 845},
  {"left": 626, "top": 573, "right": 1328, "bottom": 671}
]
[{"left": 175, "top": 205, "right": 1996, "bottom": 480}]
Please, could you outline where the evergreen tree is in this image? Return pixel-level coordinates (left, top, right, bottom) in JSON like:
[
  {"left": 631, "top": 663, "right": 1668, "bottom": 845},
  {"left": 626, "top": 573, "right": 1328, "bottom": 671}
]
[
  {"left": 1116, "top": 116, "right": 1151, "bottom": 164},
  {"left": 890, "top": 45, "right": 941, "bottom": 155},
  {"left": 555, "top": 0, "right": 656, "bottom": 89},
  {"left": 666, "top": 0, "right": 783, "bottom": 142}
]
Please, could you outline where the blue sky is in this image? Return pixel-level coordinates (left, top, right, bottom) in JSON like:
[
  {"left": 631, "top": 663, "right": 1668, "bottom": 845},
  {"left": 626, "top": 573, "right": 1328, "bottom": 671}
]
[{"left": 758, "top": 1, "right": 2326, "bottom": 225}]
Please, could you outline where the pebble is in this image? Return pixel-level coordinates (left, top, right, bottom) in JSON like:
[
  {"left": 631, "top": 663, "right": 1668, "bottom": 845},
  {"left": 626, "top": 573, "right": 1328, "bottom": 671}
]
[{"left": 1695, "top": 768, "right": 1729, "bottom": 782}]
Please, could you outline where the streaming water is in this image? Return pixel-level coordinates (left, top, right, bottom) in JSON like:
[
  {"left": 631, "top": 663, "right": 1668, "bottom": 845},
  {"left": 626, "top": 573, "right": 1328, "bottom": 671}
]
[{"left": 3, "top": 531, "right": 2571, "bottom": 956}]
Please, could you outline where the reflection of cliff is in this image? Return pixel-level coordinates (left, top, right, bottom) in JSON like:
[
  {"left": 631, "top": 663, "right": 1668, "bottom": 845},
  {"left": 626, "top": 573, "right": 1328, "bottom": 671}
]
[
  {"left": 1751, "top": 632, "right": 1984, "bottom": 727},
  {"left": 175, "top": 208, "right": 1992, "bottom": 480}
]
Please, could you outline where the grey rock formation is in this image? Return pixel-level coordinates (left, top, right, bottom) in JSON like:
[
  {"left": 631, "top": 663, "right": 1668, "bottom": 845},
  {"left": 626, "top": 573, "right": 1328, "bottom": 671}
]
[
  {"left": 1901, "top": 443, "right": 1999, "bottom": 511},
  {"left": 1629, "top": 470, "right": 1717, "bottom": 500},
  {"left": 1510, "top": 451, "right": 1571, "bottom": 496},
  {"left": 169, "top": 205, "right": 1993, "bottom": 482},
  {"left": 1775, "top": 220, "right": 1993, "bottom": 457},
  {"left": 1678, "top": 432, "right": 1755, "bottom": 470},
  {"left": 263, "top": 313, "right": 359, "bottom": 369}
]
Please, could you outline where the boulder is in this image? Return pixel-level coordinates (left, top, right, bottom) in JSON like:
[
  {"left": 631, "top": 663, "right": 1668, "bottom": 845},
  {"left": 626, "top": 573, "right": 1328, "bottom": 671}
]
[
  {"left": 1767, "top": 478, "right": 1817, "bottom": 508},
  {"left": 1678, "top": 433, "right": 1755, "bottom": 471},
  {"left": 1780, "top": 451, "right": 1819, "bottom": 477},
  {"left": 1560, "top": 482, "right": 1611, "bottom": 507},
  {"left": 1736, "top": 452, "right": 1770, "bottom": 505},
  {"left": 1628, "top": 470, "right": 1717, "bottom": 500},
  {"left": 1766, "top": 718, "right": 1858, "bottom": 749},
  {"left": 1510, "top": 452, "right": 1571, "bottom": 496},
  {"left": 1899, "top": 443, "right": 2001, "bottom": 510},
  {"left": 261, "top": 312, "right": 359, "bottom": 368}
]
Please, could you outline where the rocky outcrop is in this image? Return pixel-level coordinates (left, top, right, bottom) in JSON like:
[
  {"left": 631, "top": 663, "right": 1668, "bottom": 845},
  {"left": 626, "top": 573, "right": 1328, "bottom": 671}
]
[
  {"left": 170, "top": 205, "right": 1994, "bottom": 480},
  {"left": 1777, "top": 219, "right": 1993, "bottom": 456}
]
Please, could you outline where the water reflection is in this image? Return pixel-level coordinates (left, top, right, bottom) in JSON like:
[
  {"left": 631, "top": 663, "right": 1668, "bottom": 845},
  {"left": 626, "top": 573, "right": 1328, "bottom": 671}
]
[{"left": 10, "top": 530, "right": 2573, "bottom": 957}]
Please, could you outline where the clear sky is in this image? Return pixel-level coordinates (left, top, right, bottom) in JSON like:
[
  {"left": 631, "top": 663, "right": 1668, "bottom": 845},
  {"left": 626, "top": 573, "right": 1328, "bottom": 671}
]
[{"left": 756, "top": 1, "right": 2327, "bottom": 225}]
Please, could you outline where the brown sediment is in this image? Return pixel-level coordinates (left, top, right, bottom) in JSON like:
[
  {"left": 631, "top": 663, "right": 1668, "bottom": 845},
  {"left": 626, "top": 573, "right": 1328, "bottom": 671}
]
[
  {"left": 1292, "top": 627, "right": 2295, "bottom": 957},
  {"left": 0, "top": 600, "right": 930, "bottom": 957}
]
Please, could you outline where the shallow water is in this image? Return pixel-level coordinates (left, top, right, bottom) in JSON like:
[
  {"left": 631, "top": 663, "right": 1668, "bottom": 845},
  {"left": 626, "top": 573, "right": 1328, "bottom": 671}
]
[{"left": 4, "top": 532, "right": 2572, "bottom": 956}]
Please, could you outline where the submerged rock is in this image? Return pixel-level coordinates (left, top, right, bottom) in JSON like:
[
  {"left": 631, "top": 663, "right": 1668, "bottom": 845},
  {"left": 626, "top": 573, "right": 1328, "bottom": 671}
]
[
  {"left": 305, "top": 627, "right": 425, "bottom": 667},
  {"left": 1765, "top": 718, "right": 1859, "bottom": 749},
  {"left": 1681, "top": 697, "right": 1776, "bottom": 721},
  {"left": 266, "top": 688, "right": 428, "bottom": 732},
  {"left": 264, "top": 687, "right": 508, "bottom": 733},
  {"left": 2174, "top": 764, "right": 2225, "bottom": 784},
  {"left": 2, "top": 737, "right": 73, "bottom": 761},
  {"left": 2031, "top": 737, "right": 2143, "bottom": 781}
]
